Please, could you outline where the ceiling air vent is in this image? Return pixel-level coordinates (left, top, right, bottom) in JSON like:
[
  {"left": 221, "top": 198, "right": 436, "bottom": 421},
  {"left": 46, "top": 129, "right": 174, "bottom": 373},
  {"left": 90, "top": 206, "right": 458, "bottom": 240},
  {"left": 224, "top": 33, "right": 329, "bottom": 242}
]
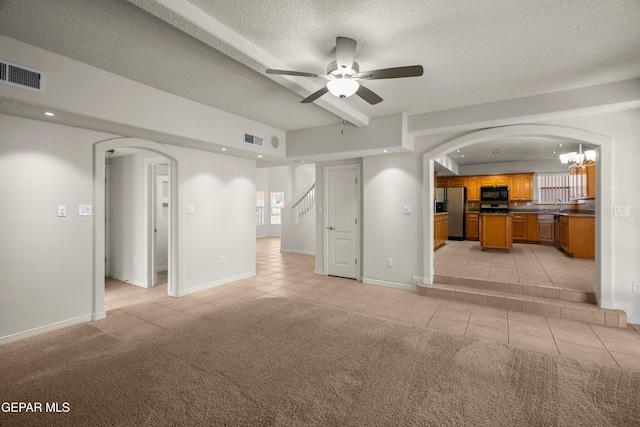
[
  {"left": 0, "top": 60, "right": 44, "bottom": 92},
  {"left": 244, "top": 132, "right": 264, "bottom": 147}
]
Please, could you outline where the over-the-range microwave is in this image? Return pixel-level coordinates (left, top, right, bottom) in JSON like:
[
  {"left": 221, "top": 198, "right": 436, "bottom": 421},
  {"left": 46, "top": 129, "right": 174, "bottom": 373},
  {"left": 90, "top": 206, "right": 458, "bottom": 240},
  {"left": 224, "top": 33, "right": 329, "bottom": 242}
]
[{"left": 480, "top": 186, "right": 509, "bottom": 202}]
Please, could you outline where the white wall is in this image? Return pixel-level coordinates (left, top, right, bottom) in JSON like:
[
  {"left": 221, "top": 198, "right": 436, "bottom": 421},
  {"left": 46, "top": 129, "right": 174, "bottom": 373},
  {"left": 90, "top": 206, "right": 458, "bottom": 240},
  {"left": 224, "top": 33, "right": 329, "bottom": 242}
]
[
  {"left": 178, "top": 146, "right": 256, "bottom": 292},
  {"left": 363, "top": 152, "right": 422, "bottom": 288},
  {"left": 108, "top": 153, "right": 149, "bottom": 286},
  {"left": 546, "top": 110, "right": 640, "bottom": 321},
  {"left": 0, "top": 115, "right": 115, "bottom": 340}
]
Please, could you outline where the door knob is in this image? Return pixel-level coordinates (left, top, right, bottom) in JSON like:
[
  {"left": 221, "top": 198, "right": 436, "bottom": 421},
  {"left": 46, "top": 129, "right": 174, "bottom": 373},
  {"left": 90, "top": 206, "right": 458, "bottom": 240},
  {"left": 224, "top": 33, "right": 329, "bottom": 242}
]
[{"left": 327, "top": 226, "right": 335, "bottom": 230}]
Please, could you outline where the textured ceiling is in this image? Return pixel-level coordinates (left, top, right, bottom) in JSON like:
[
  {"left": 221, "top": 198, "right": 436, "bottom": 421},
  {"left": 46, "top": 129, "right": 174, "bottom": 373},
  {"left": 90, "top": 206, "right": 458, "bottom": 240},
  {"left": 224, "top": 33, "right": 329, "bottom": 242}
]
[{"left": 1, "top": 0, "right": 640, "bottom": 161}]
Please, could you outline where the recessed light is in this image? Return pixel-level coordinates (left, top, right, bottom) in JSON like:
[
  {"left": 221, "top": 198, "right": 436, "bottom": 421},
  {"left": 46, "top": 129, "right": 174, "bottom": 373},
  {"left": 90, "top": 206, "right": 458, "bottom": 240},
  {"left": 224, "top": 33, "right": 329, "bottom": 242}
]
[
  {"left": 258, "top": 155, "right": 262, "bottom": 158},
  {"left": 44, "top": 112, "right": 54, "bottom": 116},
  {"left": 383, "top": 149, "right": 388, "bottom": 153},
  {"left": 221, "top": 148, "right": 227, "bottom": 151},
  {"left": 558, "top": 143, "right": 564, "bottom": 147},
  {"left": 461, "top": 154, "right": 465, "bottom": 158},
  {"left": 456, "top": 149, "right": 461, "bottom": 153},
  {"left": 552, "top": 151, "right": 556, "bottom": 154}
]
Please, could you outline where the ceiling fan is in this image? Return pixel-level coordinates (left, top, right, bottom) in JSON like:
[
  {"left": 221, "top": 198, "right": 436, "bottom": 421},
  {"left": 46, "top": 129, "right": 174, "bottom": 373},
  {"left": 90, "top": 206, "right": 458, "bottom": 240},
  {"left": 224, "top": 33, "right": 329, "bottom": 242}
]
[{"left": 266, "top": 37, "right": 423, "bottom": 105}]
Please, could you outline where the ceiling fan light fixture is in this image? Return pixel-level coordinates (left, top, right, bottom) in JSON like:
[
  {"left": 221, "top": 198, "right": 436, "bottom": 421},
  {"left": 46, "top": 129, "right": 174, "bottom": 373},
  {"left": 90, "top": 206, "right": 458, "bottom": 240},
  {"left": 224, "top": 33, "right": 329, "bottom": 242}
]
[{"left": 327, "top": 78, "right": 359, "bottom": 98}]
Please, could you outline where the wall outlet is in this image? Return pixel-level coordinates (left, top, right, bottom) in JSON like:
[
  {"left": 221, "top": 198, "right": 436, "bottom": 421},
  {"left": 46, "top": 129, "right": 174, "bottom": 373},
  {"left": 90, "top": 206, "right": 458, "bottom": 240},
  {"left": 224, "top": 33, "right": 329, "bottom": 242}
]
[
  {"left": 221, "top": 256, "right": 226, "bottom": 264},
  {"left": 185, "top": 204, "right": 195, "bottom": 214},
  {"left": 634, "top": 282, "right": 640, "bottom": 293},
  {"left": 403, "top": 206, "right": 413, "bottom": 215},
  {"left": 79, "top": 204, "right": 92, "bottom": 216},
  {"left": 57, "top": 205, "right": 66, "bottom": 217},
  {"left": 387, "top": 258, "right": 393, "bottom": 267}
]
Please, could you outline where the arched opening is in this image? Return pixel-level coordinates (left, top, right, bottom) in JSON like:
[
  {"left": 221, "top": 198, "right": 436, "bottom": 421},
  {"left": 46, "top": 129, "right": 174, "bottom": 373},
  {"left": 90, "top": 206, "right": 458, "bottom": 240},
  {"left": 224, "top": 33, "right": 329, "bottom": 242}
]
[
  {"left": 92, "top": 138, "right": 182, "bottom": 320},
  {"left": 422, "top": 124, "right": 613, "bottom": 306}
]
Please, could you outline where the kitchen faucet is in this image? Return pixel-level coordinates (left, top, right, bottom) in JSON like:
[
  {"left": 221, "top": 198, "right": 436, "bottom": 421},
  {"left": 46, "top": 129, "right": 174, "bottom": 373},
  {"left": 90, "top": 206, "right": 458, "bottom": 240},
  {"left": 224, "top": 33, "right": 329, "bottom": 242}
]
[{"left": 554, "top": 199, "right": 563, "bottom": 213}]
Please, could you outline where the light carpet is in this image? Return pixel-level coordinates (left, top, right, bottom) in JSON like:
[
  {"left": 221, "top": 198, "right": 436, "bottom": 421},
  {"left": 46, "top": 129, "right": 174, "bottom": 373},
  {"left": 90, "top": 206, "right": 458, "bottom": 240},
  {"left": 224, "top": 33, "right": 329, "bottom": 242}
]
[{"left": 1, "top": 297, "right": 639, "bottom": 426}]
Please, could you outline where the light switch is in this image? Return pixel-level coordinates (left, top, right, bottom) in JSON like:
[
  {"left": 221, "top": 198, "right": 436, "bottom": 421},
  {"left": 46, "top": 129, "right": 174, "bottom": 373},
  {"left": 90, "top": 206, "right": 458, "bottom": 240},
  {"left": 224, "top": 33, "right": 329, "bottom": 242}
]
[
  {"left": 57, "top": 205, "right": 66, "bottom": 217},
  {"left": 185, "top": 204, "right": 195, "bottom": 214},
  {"left": 614, "top": 206, "right": 630, "bottom": 217},
  {"left": 79, "top": 205, "right": 92, "bottom": 216},
  {"left": 403, "top": 206, "right": 413, "bottom": 215}
]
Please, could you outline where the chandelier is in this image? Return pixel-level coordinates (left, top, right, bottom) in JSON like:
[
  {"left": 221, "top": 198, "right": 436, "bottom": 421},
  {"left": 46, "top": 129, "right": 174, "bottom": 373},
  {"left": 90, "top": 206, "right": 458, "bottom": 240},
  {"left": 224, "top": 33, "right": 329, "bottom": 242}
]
[{"left": 559, "top": 144, "right": 596, "bottom": 168}]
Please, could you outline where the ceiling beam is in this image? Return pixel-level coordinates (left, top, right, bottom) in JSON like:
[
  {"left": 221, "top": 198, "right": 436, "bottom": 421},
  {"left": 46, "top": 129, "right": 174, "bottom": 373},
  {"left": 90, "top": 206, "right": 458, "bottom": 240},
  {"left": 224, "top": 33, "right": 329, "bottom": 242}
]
[
  {"left": 127, "top": 0, "right": 370, "bottom": 127},
  {"left": 408, "top": 78, "right": 640, "bottom": 136}
]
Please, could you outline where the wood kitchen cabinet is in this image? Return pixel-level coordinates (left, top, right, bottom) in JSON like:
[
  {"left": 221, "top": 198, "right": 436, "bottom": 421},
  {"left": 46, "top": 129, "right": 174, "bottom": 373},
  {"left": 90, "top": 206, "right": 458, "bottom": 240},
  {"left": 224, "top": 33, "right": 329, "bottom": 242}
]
[
  {"left": 480, "top": 214, "right": 513, "bottom": 250},
  {"left": 569, "top": 163, "right": 596, "bottom": 200},
  {"left": 467, "top": 177, "right": 480, "bottom": 201},
  {"left": 434, "top": 213, "right": 449, "bottom": 250},
  {"left": 537, "top": 214, "right": 555, "bottom": 245},
  {"left": 480, "top": 176, "right": 509, "bottom": 186},
  {"left": 450, "top": 177, "right": 467, "bottom": 187},
  {"left": 437, "top": 177, "right": 450, "bottom": 188},
  {"left": 512, "top": 213, "right": 538, "bottom": 243},
  {"left": 465, "top": 213, "right": 479, "bottom": 241},
  {"left": 509, "top": 174, "right": 534, "bottom": 201},
  {"left": 557, "top": 215, "right": 594, "bottom": 259}
]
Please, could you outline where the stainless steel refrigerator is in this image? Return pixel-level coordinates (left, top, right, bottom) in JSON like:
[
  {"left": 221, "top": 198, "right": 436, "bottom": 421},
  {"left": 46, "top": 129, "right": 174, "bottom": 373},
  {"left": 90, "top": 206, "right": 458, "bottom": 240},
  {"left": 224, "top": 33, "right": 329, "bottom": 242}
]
[{"left": 436, "top": 187, "right": 466, "bottom": 240}]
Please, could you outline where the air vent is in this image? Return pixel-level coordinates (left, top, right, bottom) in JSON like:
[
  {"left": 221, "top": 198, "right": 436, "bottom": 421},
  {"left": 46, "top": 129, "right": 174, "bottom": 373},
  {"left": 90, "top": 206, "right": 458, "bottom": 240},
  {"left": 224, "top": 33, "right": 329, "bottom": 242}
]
[
  {"left": 0, "top": 60, "right": 44, "bottom": 92},
  {"left": 244, "top": 132, "right": 264, "bottom": 147}
]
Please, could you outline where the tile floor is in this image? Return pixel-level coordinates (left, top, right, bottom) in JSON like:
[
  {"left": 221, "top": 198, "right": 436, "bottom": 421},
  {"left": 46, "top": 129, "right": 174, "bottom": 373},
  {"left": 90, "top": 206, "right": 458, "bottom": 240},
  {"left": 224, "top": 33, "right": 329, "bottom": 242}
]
[
  {"left": 98, "top": 237, "right": 640, "bottom": 372},
  {"left": 434, "top": 240, "right": 595, "bottom": 292}
]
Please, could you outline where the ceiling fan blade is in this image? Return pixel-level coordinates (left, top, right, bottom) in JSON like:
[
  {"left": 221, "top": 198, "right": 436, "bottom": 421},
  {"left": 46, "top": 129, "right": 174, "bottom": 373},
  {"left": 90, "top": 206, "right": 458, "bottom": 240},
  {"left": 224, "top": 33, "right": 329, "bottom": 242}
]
[
  {"left": 356, "top": 65, "right": 424, "bottom": 80},
  {"left": 335, "top": 37, "right": 357, "bottom": 72},
  {"left": 356, "top": 84, "right": 383, "bottom": 105},
  {"left": 266, "top": 69, "right": 320, "bottom": 78},
  {"left": 301, "top": 86, "right": 329, "bottom": 103}
]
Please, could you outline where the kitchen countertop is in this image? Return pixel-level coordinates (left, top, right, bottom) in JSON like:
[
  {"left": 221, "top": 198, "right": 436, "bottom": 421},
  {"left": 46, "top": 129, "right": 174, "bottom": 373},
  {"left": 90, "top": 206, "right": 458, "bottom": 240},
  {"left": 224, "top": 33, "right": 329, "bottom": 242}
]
[{"left": 467, "top": 210, "right": 595, "bottom": 217}]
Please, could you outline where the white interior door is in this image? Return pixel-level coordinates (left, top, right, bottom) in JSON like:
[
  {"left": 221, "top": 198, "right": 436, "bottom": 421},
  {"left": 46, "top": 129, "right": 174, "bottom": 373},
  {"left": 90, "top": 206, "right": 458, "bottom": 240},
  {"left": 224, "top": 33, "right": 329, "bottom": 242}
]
[
  {"left": 155, "top": 173, "right": 170, "bottom": 277},
  {"left": 327, "top": 166, "right": 358, "bottom": 279}
]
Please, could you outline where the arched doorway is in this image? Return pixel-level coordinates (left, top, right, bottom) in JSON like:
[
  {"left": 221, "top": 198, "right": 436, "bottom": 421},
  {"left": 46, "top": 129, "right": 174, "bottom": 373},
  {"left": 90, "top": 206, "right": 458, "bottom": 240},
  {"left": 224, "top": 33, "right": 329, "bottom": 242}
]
[
  {"left": 92, "top": 138, "right": 182, "bottom": 320},
  {"left": 422, "top": 124, "right": 613, "bottom": 306}
]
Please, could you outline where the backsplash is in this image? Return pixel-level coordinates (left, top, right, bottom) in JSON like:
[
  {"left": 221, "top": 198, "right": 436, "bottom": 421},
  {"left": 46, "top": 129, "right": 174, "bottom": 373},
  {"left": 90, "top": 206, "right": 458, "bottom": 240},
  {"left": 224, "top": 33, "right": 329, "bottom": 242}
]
[{"left": 466, "top": 199, "right": 596, "bottom": 213}]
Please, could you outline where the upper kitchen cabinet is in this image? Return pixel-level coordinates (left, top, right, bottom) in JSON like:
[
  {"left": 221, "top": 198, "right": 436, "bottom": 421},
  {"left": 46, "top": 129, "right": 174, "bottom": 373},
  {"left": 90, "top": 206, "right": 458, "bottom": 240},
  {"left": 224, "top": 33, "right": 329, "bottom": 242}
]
[
  {"left": 479, "top": 176, "right": 509, "bottom": 186},
  {"left": 570, "top": 164, "right": 596, "bottom": 200},
  {"left": 509, "top": 173, "right": 534, "bottom": 201},
  {"left": 467, "top": 177, "right": 480, "bottom": 201}
]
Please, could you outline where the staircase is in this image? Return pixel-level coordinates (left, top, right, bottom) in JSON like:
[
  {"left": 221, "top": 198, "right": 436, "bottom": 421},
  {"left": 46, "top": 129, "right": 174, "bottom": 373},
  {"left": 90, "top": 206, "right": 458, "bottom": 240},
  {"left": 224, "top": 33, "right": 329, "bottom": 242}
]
[
  {"left": 281, "top": 181, "right": 316, "bottom": 254},
  {"left": 418, "top": 274, "right": 627, "bottom": 328}
]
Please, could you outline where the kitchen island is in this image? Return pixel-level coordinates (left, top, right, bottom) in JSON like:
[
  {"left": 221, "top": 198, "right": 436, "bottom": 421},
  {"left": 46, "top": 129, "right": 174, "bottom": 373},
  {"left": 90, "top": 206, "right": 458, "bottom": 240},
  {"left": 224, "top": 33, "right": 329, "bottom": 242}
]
[{"left": 480, "top": 213, "right": 513, "bottom": 250}]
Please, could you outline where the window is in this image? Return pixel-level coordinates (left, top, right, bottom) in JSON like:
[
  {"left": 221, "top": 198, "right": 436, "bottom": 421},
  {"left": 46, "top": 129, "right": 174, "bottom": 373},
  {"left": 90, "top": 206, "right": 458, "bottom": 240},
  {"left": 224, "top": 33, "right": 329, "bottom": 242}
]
[
  {"left": 255, "top": 191, "right": 264, "bottom": 225},
  {"left": 538, "top": 173, "right": 570, "bottom": 203},
  {"left": 270, "top": 191, "right": 285, "bottom": 225}
]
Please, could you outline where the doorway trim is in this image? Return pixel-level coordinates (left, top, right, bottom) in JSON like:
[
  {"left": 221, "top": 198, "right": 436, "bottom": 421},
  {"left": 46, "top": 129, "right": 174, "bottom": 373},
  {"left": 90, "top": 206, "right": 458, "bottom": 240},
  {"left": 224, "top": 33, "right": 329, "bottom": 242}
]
[
  {"left": 421, "top": 124, "right": 613, "bottom": 308},
  {"left": 323, "top": 164, "right": 362, "bottom": 281},
  {"left": 93, "top": 138, "right": 182, "bottom": 321}
]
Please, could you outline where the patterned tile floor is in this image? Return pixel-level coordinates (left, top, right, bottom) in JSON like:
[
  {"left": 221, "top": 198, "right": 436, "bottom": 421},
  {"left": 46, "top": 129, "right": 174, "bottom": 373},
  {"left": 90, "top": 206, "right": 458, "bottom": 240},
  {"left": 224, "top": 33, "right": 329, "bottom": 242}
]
[
  {"left": 434, "top": 240, "right": 595, "bottom": 292},
  {"left": 98, "top": 237, "right": 640, "bottom": 372}
]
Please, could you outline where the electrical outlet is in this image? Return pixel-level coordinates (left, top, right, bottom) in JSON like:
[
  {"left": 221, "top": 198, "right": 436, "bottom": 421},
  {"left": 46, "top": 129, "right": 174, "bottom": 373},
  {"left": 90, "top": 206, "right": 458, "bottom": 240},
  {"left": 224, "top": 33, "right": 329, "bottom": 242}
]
[
  {"left": 387, "top": 258, "right": 393, "bottom": 267},
  {"left": 634, "top": 282, "right": 640, "bottom": 293},
  {"left": 614, "top": 206, "right": 630, "bottom": 216},
  {"left": 403, "top": 206, "right": 413, "bottom": 215},
  {"left": 221, "top": 256, "right": 226, "bottom": 264},
  {"left": 57, "top": 205, "right": 66, "bottom": 217}
]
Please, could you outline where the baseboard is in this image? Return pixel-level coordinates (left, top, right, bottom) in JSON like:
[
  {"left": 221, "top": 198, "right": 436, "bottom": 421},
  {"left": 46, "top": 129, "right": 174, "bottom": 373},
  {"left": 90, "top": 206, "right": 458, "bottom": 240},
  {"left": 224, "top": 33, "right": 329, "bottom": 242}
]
[
  {"left": 629, "top": 316, "right": 640, "bottom": 325},
  {"left": 362, "top": 277, "right": 416, "bottom": 291},
  {"left": 599, "top": 300, "right": 633, "bottom": 319},
  {"left": 177, "top": 271, "right": 256, "bottom": 297},
  {"left": 0, "top": 314, "right": 93, "bottom": 346},
  {"left": 280, "top": 248, "right": 315, "bottom": 256},
  {"left": 107, "top": 273, "right": 147, "bottom": 288},
  {"left": 314, "top": 269, "right": 325, "bottom": 275},
  {"left": 92, "top": 311, "right": 107, "bottom": 321}
]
